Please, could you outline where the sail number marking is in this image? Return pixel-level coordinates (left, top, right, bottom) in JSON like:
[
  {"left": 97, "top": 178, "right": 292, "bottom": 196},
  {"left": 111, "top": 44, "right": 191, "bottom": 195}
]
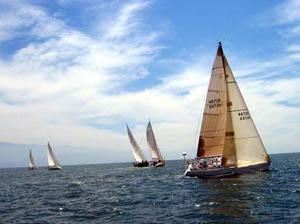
[
  {"left": 208, "top": 98, "right": 221, "bottom": 109},
  {"left": 238, "top": 111, "right": 251, "bottom": 120}
]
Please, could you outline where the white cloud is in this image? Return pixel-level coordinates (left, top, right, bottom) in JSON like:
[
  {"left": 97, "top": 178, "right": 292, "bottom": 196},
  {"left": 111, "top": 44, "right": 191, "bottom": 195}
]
[
  {"left": 261, "top": 0, "right": 300, "bottom": 38},
  {"left": 0, "top": 1, "right": 160, "bottom": 148},
  {"left": 286, "top": 25, "right": 300, "bottom": 36},
  {"left": 0, "top": 0, "right": 67, "bottom": 41},
  {"left": 0, "top": 0, "right": 299, "bottom": 167},
  {"left": 286, "top": 44, "right": 300, "bottom": 52},
  {"left": 104, "top": 1, "right": 150, "bottom": 39},
  {"left": 273, "top": 0, "right": 300, "bottom": 24}
]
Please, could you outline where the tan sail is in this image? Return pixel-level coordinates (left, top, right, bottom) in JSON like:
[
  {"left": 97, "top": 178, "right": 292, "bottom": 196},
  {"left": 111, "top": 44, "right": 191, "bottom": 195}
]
[
  {"left": 127, "top": 124, "right": 147, "bottom": 163},
  {"left": 197, "top": 43, "right": 269, "bottom": 167},
  {"left": 223, "top": 56, "right": 270, "bottom": 167},
  {"left": 146, "top": 121, "right": 163, "bottom": 161},
  {"left": 197, "top": 44, "right": 228, "bottom": 158},
  {"left": 185, "top": 43, "right": 270, "bottom": 178}
]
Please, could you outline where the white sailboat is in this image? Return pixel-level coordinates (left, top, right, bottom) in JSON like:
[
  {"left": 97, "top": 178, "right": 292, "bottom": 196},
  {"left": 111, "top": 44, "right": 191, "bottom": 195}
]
[
  {"left": 146, "top": 121, "right": 165, "bottom": 167},
  {"left": 184, "top": 42, "right": 271, "bottom": 178},
  {"left": 29, "top": 149, "right": 37, "bottom": 170},
  {"left": 126, "top": 124, "right": 149, "bottom": 167},
  {"left": 47, "top": 142, "right": 62, "bottom": 170}
]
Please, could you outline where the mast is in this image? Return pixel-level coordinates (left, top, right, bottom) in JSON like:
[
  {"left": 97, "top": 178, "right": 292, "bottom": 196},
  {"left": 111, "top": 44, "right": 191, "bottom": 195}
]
[
  {"left": 126, "top": 124, "right": 147, "bottom": 163},
  {"left": 219, "top": 42, "right": 238, "bottom": 167},
  {"left": 146, "top": 121, "right": 163, "bottom": 161}
]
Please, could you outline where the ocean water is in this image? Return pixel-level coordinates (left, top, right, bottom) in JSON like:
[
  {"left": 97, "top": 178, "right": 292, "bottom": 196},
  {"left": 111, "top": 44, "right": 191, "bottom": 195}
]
[{"left": 0, "top": 153, "right": 299, "bottom": 224}]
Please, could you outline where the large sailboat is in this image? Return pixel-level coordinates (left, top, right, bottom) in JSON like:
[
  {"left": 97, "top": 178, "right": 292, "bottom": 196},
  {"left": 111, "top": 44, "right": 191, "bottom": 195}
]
[
  {"left": 47, "top": 142, "right": 62, "bottom": 170},
  {"left": 184, "top": 42, "right": 271, "bottom": 178},
  {"left": 28, "top": 149, "right": 37, "bottom": 170},
  {"left": 146, "top": 121, "right": 165, "bottom": 167},
  {"left": 126, "top": 124, "right": 149, "bottom": 167}
]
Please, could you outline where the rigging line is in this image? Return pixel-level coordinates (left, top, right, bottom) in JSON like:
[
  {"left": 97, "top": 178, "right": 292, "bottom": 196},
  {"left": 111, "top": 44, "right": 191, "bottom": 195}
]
[
  {"left": 202, "top": 134, "right": 227, "bottom": 138},
  {"left": 212, "top": 66, "right": 224, "bottom": 70},
  {"left": 201, "top": 128, "right": 226, "bottom": 133},
  {"left": 234, "top": 136, "right": 258, "bottom": 140},
  {"left": 194, "top": 93, "right": 207, "bottom": 153},
  {"left": 204, "top": 143, "right": 225, "bottom": 148},
  {"left": 228, "top": 109, "right": 248, "bottom": 112}
]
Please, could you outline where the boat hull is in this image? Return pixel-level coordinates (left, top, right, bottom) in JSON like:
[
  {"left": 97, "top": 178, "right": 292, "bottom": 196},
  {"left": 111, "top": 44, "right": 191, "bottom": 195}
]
[
  {"left": 48, "top": 166, "right": 62, "bottom": 170},
  {"left": 133, "top": 161, "right": 149, "bottom": 167},
  {"left": 28, "top": 167, "right": 37, "bottom": 170},
  {"left": 151, "top": 161, "right": 165, "bottom": 167},
  {"left": 184, "top": 162, "right": 270, "bottom": 178},
  {"left": 154, "top": 162, "right": 165, "bottom": 167}
]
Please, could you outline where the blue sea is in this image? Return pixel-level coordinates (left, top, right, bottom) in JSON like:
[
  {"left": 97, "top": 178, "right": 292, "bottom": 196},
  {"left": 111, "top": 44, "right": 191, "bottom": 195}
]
[{"left": 0, "top": 153, "right": 299, "bottom": 223}]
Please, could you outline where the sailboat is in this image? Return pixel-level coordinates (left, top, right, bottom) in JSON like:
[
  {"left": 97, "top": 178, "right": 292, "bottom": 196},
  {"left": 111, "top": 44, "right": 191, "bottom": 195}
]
[
  {"left": 47, "top": 142, "right": 62, "bottom": 170},
  {"left": 126, "top": 124, "right": 149, "bottom": 167},
  {"left": 146, "top": 121, "right": 165, "bottom": 167},
  {"left": 28, "top": 149, "right": 37, "bottom": 170},
  {"left": 184, "top": 42, "right": 271, "bottom": 178}
]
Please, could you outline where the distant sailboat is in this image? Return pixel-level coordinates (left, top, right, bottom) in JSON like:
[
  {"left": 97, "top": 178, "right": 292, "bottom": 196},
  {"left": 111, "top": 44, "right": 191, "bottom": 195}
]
[
  {"left": 146, "top": 121, "right": 165, "bottom": 167},
  {"left": 126, "top": 124, "right": 149, "bottom": 167},
  {"left": 47, "top": 142, "right": 62, "bottom": 170},
  {"left": 184, "top": 42, "right": 271, "bottom": 178},
  {"left": 29, "top": 149, "right": 37, "bottom": 170}
]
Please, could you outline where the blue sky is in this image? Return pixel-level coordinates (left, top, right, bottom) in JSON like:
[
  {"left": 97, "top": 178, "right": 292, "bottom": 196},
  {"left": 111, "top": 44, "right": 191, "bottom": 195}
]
[{"left": 0, "top": 0, "right": 299, "bottom": 166}]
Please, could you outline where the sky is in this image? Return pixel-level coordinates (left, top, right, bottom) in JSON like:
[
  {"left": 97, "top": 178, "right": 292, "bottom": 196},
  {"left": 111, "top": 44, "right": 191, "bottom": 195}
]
[{"left": 0, "top": 0, "right": 299, "bottom": 167}]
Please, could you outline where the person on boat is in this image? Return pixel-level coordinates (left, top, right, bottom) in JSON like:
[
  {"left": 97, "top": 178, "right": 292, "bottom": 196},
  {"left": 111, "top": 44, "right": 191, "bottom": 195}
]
[
  {"left": 203, "top": 160, "right": 207, "bottom": 168},
  {"left": 212, "top": 158, "right": 216, "bottom": 167},
  {"left": 207, "top": 159, "right": 213, "bottom": 168},
  {"left": 217, "top": 157, "right": 222, "bottom": 167},
  {"left": 199, "top": 162, "right": 204, "bottom": 169}
]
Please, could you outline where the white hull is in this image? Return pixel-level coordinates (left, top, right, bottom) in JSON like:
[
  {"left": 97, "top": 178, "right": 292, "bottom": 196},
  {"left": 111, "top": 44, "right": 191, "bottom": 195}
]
[{"left": 48, "top": 165, "right": 62, "bottom": 170}]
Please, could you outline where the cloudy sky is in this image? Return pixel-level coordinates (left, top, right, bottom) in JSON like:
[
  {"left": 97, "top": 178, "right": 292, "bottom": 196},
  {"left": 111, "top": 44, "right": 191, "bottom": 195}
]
[{"left": 0, "top": 0, "right": 299, "bottom": 166}]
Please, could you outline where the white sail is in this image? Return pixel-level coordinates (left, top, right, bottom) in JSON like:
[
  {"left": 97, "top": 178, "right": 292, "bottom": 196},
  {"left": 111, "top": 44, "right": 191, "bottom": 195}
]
[
  {"left": 146, "top": 121, "right": 163, "bottom": 161},
  {"left": 29, "top": 149, "right": 37, "bottom": 169},
  {"left": 127, "top": 124, "right": 147, "bottom": 163},
  {"left": 223, "top": 56, "right": 270, "bottom": 167},
  {"left": 47, "top": 142, "right": 62, "bottom": 169}
]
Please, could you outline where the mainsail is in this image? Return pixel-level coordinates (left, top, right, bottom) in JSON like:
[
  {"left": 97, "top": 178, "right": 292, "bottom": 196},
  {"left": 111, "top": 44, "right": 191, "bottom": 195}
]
[
  {"left": 197, "top": 43, "right": 270, "bottom": 168},
  {"left": 47, "top": 142, "right": 61, "bottom": 169},
  {"left": 197, "top": 44, "right": 227, "bottom": 158},
  {"left": 29, "top": 149, "right": 37, "bottom": 169},
  {"left": 127, "top": 124, "right": 147, "bottom": 163},
  {"left": 146, "top": 121, "right": 163, "bottom": 161}
]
